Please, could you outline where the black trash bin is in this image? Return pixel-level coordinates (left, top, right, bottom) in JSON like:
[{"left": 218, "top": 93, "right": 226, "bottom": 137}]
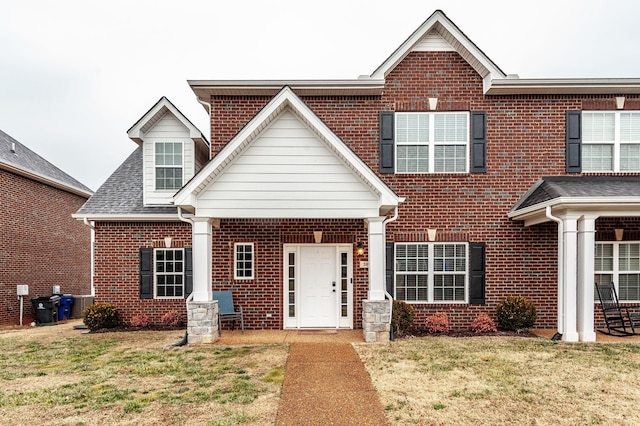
[{"left": 31, "top": 295, "right": 60, "bottom": 324}]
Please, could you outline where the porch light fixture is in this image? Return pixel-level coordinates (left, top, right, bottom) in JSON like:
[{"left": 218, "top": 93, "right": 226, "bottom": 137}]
[
  {"left": 356, "top": 242, "right": 365, "bottom": 256},
  {"left": 615, "top": 228, "right": 624, "bottom": 241},
  {"left": 314, "top": 231, "right": 323, "bottom": 244},
  {"left": 164, "top": 237, "right": 173, "bottom": 248}
]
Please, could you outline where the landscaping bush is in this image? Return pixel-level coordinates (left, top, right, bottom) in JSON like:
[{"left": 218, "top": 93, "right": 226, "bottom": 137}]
[
  {"left": 471, "top": 313, "right": 497, "bottom": 333},
  {"left": 496, "top": 296, "right": 537, "bottom": 331},
  {"left": 161, "top": 311, "right": 185, "bottom": 327},
  {"left": 83, "top": 303, "right": 120, "bottom": 331},
  {"left": 391, "top": 300, "right": 415, "bottom": 335},
  {"left": 424, "top": 311, "right": 449, "bottom": 334},
  {"left": 129, "top": 314, "right": 151, "bottom": 328}
]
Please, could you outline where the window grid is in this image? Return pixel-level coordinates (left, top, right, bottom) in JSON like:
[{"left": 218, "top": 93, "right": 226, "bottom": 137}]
[
  {"left": 583, "top": 111, "right": 640, "bottom": 172},
  {"left": 155, "top": 248, "right": 184, "bottom": 298},
  {"left": 287, "top": 252, "right": 295, "bottom": 318},
  {"left": 595, "top": 242, "right": 640, "bottom": 302},
  {"left": 395, "top": 112, "right": 469, "bottom": 173},
  {"left": 155, "top": 142, "right": 183, "bottom": 190},
  {"left": 234, "top": 243, "right": 254, "bottom": 280},
  {"left": 340, "top": 252, "right": 349, "bottom": 317},
  {"left": 395, "top": 243, "right": 468, "bottom": 303}
]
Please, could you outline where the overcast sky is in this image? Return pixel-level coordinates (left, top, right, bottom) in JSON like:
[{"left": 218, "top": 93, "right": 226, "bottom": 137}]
[{"left": 1, "top": 0, "right": 639, "bottom": 191}]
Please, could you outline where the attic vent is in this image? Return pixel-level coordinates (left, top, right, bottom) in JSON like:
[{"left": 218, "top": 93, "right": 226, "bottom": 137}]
[{"left": 10, "top": 142, "right": 16, "bottom": 153}]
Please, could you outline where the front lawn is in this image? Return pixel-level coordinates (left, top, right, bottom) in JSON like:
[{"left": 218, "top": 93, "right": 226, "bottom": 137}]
[
  {"left": 356, "top": 336, "right": 640, "bottom": 425},
  {"left": 0, "top": 327, "right": 287, "bottom": 425}
]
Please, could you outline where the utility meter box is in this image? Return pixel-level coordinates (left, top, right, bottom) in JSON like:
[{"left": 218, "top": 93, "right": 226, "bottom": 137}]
[{"left": 16, "top": 284, "right": 29, "bottom": 296}]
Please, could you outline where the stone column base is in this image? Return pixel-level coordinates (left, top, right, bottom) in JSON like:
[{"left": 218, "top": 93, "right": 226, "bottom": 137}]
[
  {"left": 187, "top": 300, "right": 219, "bottom": 344},
  {"left": 362, "top": 300, "right": 391, "bottom": 343}
]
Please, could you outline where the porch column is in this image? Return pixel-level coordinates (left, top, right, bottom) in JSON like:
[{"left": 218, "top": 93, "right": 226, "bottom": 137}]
[
  {"left": 577, "top": 215, "right": 597, "bottom": 342},
  {"left": 561, "top": 216, "right": 579, "bottom": 342},
  {"left": 367, "top": 216, "right": 386, "bottom": 301},
  {"left": 191, "top": 217, "right": 212, "bottom": 302},
  {"left": 187, "top": 217, "right": 218, "bottom": 344}
]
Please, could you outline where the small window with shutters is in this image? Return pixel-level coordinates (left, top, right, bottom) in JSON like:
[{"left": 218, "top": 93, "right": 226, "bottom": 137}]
[{"left": 139, "top": 247, "right": 192, "bottom": 299}]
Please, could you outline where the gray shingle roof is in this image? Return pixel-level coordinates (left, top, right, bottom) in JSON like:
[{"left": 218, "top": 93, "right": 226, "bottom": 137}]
[
  {"left": 0, "top": 129, "right": 92, "bottom": 195},
  {"left": 75, "top": 146, "right": 178, "bottom": 216},
  {"left": 512, "top": 176, "right": 640, "bottom": 212}
]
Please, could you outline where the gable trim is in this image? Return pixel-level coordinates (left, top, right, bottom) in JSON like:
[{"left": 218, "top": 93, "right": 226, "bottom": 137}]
[{"left": 174, "top": 86, "right": 403, "bottom": 215}]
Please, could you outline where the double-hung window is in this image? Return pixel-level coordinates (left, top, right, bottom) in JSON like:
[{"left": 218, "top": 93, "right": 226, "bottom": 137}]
[
  {"left": 234, "top": 243, "right": 254, "bottom": 280},
  {"left": 582, "top": 111, "right": 640, "bottom": 172},
  {"left": 155, "top": 142, "right": 183, "bottom": 190},
  {"left": 396, "top": 112, "right": 469, "bottom": 173},
  {"left": 395, "top": 243, "right": 468, "bottom": 302},
  {"left": 155, "top": 248, "right": 184, "bottom": 297},
  {"left": 595, "top": 242, "right": 640, "bottom": 301}
]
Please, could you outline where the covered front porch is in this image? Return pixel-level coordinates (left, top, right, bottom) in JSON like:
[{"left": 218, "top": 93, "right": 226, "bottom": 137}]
[{"left": 509, "top": 176, "right": 640, "bottom": 342}]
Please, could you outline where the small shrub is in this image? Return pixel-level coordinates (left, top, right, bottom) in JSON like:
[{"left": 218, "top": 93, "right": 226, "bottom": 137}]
[
  {"left": 129, "top": 314, "right": 151, "bottom": 328},
  {"left": 471, "top": 313, "right": 497, "bottom": 333},
  {"left": 83, "top": 303, "right": 120, "bottom": 331},
  {"left": 161, "top": 311, "right": 185, "bottom": 327},
  {"left": 391, "top": 300, "right": 415, "bottom": 335},
  {"left": 496, "top": 296, "right": 537, "bottom": 331},
  {"left": 424, "top": 312, "right": 449, "bottom": 334}
]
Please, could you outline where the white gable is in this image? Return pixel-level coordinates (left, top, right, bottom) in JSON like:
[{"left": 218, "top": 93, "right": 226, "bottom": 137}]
[
  {"left": 174, "top": 87, "right": 402, "bottom": 218},
  {"left": 413, "top": 31, "right": 455, "bottom": 52}
]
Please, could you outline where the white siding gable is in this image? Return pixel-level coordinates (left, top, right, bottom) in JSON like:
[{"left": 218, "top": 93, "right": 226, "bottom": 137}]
[
  {"left": 195, "top": 110, "right": 379, "bottom": 218},
  {"left": 413, "top": 30, "right": 455, "bottom": 52},
  {"left": 143, "top": 112, "right": 196, "bottom": 206}
]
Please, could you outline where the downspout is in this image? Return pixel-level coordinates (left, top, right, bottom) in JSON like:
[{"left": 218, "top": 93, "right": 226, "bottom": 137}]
[
  {"left": 82, "top": 218, "right": 96, "bottom": 297},
  {"left": 174, "top": 207, "right": 195, "bottom": 346},
  {"left": 177, "top": 206, "right": 194, "bottom": 225},
  {"left": 383, "top": 207, "right": 399, "bottom": 339},
  {"left": 546, "top": 206, "right": 564, "bottom": 336}
]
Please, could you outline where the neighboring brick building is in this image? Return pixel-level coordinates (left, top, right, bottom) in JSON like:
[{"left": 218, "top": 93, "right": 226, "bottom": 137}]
[
  {"left": 0, "top": 130, "right": 92, "bottom": 325},
  {"left": 75, "top": 10, "right": 640, "bottom": 342}
]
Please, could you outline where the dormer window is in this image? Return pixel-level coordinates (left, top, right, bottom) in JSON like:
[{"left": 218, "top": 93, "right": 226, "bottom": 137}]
[{"left": 155, "top": 142, "right": 183, "bottom": 190}]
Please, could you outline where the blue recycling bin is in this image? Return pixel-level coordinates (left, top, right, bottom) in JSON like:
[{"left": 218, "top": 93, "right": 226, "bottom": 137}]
[{"left": 57, "top": 295, "right": 74, "bottom": 321}]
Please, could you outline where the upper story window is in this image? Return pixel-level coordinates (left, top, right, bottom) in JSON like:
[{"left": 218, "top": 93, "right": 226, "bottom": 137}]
[
  {"left": 395, "top": 112, "right": 469, "bottom": 173},
  {"left": 395, "top": 242, "right": 468, "bottom": 303},
  {"left": 582, "top": 111, "right": 640, "bottom": 172},
  {"left": 155, "top": 142, "right": 183, "bottom": 190}
]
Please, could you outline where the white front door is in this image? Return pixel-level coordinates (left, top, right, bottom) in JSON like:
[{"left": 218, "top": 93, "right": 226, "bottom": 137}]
[{"left": 283, "top": 244, "right": 353, "bottom": 329}]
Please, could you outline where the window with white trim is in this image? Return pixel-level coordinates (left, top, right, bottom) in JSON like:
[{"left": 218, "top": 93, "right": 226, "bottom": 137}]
[
  {"left": 582, "top": 111, "right": 640, "bottom": 172},
  {"left": 395, "top": 112, "right": 469, "bottom": 173},
  {"left": 155, "top": 248, "right": 184, "bottom": 297},
  {"left": 595, "top": 242, "right": 640, "bottom": 301},
  {"left": 155, "top": 142, "right": 183, "bottom": 190},
  {"left": 395, "top": 243, "right": 468, "bottom": 302},
  {"left": 234, "top": 243, "right": 254, "bottom": 280}
]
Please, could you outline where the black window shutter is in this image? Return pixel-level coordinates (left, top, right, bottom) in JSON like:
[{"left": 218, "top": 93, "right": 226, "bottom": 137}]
[
  {"left": 139, "top": 248, "right": 153, "bottom": 299},
  {"left": 385, "top": 242, "right": 395, "bottom": 297},
  {"left": 470, "top": 111, "right": 487, "bottom": 173},
  {"left": 566, "top": 110, "right": 582, "bottom": 173},
  {"left": 379, "top": 112, "right": 395, "bottom": 174},
  {"left": 184, "top": 247, "right": 193, "bottom": 298},
  {"left": 469, "top": 242, "right": 486, "bottom": 305}
]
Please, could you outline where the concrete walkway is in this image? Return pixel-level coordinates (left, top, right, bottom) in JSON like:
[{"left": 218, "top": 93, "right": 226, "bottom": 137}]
[{"left": 276, "top": 342, "right": 389, "bottom": 426}]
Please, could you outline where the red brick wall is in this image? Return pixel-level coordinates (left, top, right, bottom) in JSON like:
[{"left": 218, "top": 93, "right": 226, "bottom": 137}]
[
  {"left": 0, "top": 170, "right": 91, "bottom": 325},
  {"left": 203, "top": 50, "right": 640, "bottom": 330}
]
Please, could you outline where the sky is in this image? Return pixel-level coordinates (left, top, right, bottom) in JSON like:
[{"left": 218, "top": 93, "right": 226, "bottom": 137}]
[{"left": 1, "top": 0, "right": 639, "bottom": 191}]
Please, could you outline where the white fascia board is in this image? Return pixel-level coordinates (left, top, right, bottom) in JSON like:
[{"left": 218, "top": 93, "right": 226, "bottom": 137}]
[
  {"left": 487, "top": 78, "right": 640, "bottom": 95},
  {"left": 508, "top": 196, "right": 640, "bottom": 223},
  {"left": 370, "top": 10, "right": 505, "bottom": 81},
  {"left": 72, "top": 213, "right": 180, "bottom": 222},
  {"left": 174, "top": 86, "right": 402, "bottom": 210},
  {"left": 1, "top": 161, "right": 93, "bottom": 198}
]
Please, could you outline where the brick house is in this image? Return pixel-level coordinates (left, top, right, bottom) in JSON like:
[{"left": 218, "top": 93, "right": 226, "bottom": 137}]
[
  {"left": 1, "top": 130, "right": 93, "bottom": 325},
  {"left": 74, "top": 10, "right": 640, "bottom": 342}
]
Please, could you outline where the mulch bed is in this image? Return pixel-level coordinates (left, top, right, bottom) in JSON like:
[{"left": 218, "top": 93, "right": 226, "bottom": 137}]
[{"left": 394, "top": 328, "right": 538, "bottom": 339}]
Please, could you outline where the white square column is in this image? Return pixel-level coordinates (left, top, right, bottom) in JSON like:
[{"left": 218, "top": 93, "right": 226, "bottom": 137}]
[
  {"left": 577, "top": 215, "right": 597, "bottom": 342},
  {"left": 191, "top": 217, "right": 213, "bottom": 302},
  {"left": 561, "top": 216, "right": 579, "bottom": 342},
  {"left": 367, "top": 217, "right": 387, "bottom": 301}
]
